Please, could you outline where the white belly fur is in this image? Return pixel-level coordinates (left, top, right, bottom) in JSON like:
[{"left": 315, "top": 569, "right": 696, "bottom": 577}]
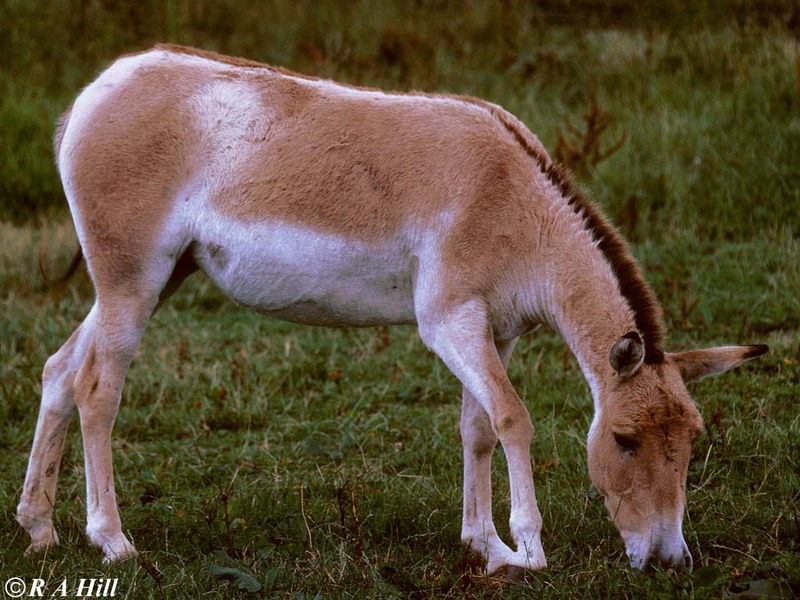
[{"left": 191, "top": 213, "right": 418, "bottom": 327}]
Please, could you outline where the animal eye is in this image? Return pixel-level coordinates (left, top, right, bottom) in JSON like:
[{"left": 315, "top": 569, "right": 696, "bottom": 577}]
[{"left": 613, "top": 432, "right": 639, "bottom": 453}]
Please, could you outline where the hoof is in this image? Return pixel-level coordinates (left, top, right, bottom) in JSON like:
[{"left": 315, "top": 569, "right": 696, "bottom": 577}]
[
  {"left": 25, "top": 541, "right": 58, "bottom": 557},
  {"left": 492, "top": 564, "right": 544, "bottom": 586},
  {"left": 486, "top": 552, "right": 547, "bottom": 577},
  {"left": 101, "top": 542, "right": 138, "bottom": 565},
  {"left": 494, "top": 565, "right": 528, "bottom": 582},
  {"left": 91, "top": 531, "right": 138, "bottom": 564},
  {"left": 23, "top": 527, "right": 60, "bottom": 556}
]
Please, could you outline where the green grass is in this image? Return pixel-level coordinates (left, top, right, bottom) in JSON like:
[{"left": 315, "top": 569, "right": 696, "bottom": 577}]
[
  {"left": 2, "top": 1, "right": 799, "bottom": 598},
  {"left": 1, "top": 230, "right": 797, "bottom": 599}
]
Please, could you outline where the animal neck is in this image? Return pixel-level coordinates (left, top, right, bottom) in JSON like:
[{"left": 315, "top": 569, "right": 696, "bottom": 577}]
[
  {"left": 481, "top": 103, "right": 664, "bottom": 383},
  {"left": 539, "top": 243, "right": 639, "bottom": 404},
  {"left": 516, "top": 160, "right": 665, "bottom": 407}
]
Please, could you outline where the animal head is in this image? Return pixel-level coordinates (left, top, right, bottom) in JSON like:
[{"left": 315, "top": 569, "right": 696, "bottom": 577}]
[{"left": 587, "top": 333, "right": 767, "bottom": 571}]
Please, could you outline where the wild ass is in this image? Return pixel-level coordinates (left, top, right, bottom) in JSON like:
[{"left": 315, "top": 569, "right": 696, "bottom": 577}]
[{"left": 18, "top": 45, "right": 767, "bottom": 573}]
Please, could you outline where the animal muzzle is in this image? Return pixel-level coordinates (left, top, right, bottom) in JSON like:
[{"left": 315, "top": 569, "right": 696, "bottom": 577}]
[{"left": 622, "top": 524, "right": 693, "bottom": 572}]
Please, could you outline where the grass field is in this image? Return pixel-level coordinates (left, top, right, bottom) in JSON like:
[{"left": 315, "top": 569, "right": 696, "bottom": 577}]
[{"left": 1, "top": 1, "right": 799, "bottom": 598}]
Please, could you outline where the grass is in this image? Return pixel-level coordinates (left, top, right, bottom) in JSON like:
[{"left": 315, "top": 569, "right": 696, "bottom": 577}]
[
  {"left": 2, "top": 232, "right": 797, "bottom": 599},
  {"left": 1, "top": 1, "right": 799, "bottom": 598}
]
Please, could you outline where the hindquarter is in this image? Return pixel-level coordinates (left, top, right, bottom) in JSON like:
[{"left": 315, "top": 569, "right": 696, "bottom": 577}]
[{"left": 57, "top": 52, "right": 207, "bottom": 290}]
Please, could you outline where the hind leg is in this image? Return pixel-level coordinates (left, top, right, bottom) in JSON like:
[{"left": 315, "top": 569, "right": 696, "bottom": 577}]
[
  {"left": 17, "top": 306, "right": 99, "bottom": 553},
  {"left": 19, "top": 236, "right": 193, "bottom": 561},
  {"left": 74, "top": 244, "right": 196, "bottom": 562},
  {"left": 73, "top": 292, "right": 161, "bottom": 563}
]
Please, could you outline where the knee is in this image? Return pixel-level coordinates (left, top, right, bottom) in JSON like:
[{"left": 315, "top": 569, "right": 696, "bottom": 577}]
[
  {"left": 495, "top": 409, "right": 535, "bottom": 447},
  {"left": 73, "top": 365, "right": 119, "bottom": 424},
  {"left": 461, "top": 414, "right": 498, "bottom": 457},
  {"left": 42, "top": 351, "right": 70, "bottom": 387}
]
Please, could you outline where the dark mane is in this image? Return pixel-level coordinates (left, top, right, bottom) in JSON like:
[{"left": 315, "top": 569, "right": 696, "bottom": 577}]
[
  {"left": 483, "top": 105, "right": 665, "bottom": 362},
  {"left": 543, "top": 163, "right": 665, "bottom": 363}
]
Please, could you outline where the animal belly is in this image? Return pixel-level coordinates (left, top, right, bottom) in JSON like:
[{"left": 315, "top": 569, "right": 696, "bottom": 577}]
[
  {"left": 192, "top": 219, "right": 417, "bottom": 327},
  {"left": 252, "top": 274, "right": 415, "bottom": 326}
]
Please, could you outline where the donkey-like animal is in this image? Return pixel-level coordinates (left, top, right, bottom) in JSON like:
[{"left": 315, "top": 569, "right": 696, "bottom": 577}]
[{"left": 18, "top": 45, "right": 767, "bottom": 573}]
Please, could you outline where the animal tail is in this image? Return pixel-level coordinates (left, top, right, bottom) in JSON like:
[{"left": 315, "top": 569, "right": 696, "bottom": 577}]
[
  {"left": 39, "top": 242, "right": 83, "bottom": 291},
  {"left": 53, "top": 104, "right": 72, "bottom": 174},
  {"left": 40, "top": 104, "right": 84, "bottom": 291}
]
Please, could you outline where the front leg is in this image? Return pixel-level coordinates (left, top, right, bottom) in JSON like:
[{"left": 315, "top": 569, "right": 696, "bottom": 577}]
[
  {"left": 460, "top": 386, "right": 512, "bottom": 570},
  {"left": 418, "top": 300, "right": 546, "bottom": 574}
]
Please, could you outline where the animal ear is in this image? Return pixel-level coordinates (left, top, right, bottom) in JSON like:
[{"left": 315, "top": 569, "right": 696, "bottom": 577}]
[
  {"left": 669, "top": 345, "right": 769, "bottom": 383},
  {"left": 609, "top": 332, "right": 645, "bottom": 378}
]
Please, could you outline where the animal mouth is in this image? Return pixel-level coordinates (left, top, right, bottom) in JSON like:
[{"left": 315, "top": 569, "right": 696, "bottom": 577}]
[{"left": 625, "top": 535, "right": 693, "bottom": 573}]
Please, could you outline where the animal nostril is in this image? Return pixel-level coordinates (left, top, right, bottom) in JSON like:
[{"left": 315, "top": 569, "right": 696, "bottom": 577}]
[
  {"left": 682, "top": 549, "right": 694, "bottom": 573},
  {"left": 638, "top": 554, "right": 654, "bottom": 572},
  {"left": 655, "top": 550, "right": 692, "bottom": 573}
]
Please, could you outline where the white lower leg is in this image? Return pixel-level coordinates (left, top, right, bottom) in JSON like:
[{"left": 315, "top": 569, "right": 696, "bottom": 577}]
[
  {"left": 461, "top": 469, "right": 520, "bottom": 574},
  {"left": 75, "top": 304, "right": 149, "bottom": 563},
  {"left": 17, "top": 406, "right": 71, "bottom": 552},
  {"left": 502, "top": 423, "right": 546, "bottom": 570},
  {"left": 16, "top": 315, "right": 95, "bottom": 554},
  {"left": 460, "top": 389, "right": 509, "bottom": 566},
  {"left": 82, "top": 421, "right": 137, "bottom": 563},
  {"left": 77, "top": 366, "right": 138, "bottom": 563}
]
